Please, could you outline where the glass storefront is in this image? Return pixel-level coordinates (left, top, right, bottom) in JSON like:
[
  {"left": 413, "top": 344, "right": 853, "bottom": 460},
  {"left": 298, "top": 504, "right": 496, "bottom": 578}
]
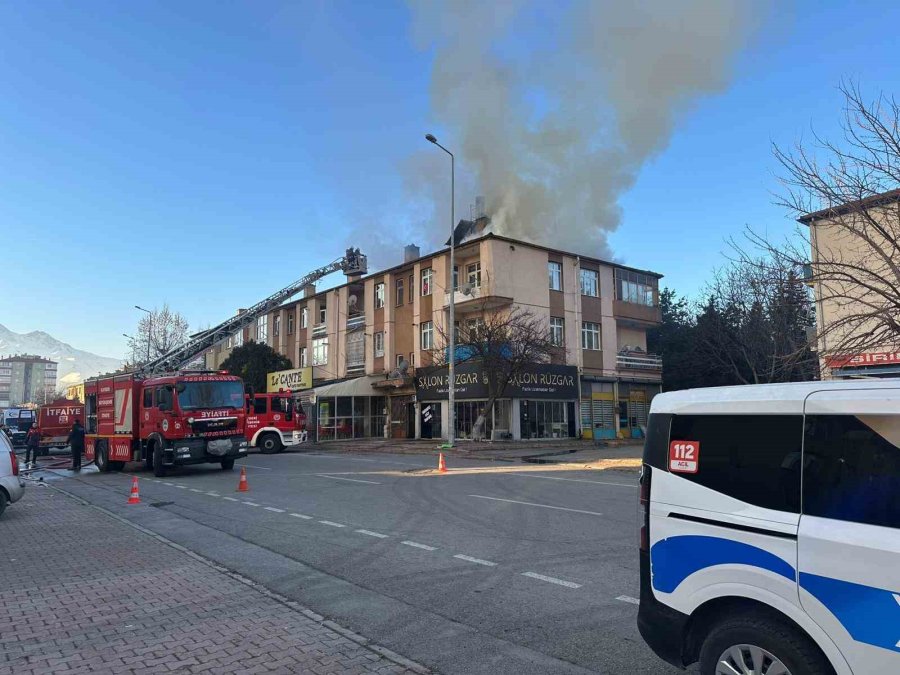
[
  {"left": 519, "top": 400, "right": 574, "bottom": 439},
  {"left": 317, "top": 396, "right": 386, "bottom": 441}
]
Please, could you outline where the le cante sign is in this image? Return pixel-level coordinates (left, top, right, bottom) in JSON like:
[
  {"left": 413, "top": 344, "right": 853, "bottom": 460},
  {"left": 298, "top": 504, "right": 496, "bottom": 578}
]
[
  {"left": 267, "top": 367, "right": 313, "bottom": 393},
  {"left": 415, "top": 362, "right": 578, "bottom": 400}
]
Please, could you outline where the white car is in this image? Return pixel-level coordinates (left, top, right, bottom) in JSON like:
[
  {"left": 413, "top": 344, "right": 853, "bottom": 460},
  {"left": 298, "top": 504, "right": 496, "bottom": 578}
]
[
  {"left": 638, "top": 379, "right": 900, "bottom": 675},
  {"left": 0, "top": 429, "right": 25, "bottom": 517}
]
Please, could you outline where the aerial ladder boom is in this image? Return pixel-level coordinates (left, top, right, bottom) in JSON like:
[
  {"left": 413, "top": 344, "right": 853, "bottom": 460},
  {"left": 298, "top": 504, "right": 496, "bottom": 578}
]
[{"left": 138, "top": 248, "right": 367, "bottom": 376}]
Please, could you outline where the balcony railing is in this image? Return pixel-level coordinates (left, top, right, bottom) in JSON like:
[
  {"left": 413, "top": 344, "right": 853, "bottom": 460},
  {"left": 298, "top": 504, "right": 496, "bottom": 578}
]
[
  {"left": 346, "top": 315, "right": 366, "bottom": 330},
  {"left": 617, "top": 353, "right": 663, "bottom": 371},
  {"left": 312, "top": 323, "right": 327, "bottom": 337},
  {"left": 443, "top": 285, "right": 484, "bottom": 307}
]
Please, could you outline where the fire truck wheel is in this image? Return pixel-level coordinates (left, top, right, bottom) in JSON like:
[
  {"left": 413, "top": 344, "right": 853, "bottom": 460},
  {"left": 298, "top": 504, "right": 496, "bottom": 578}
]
[
  {"left": 111, "top": 461, "right": 126, "bottom": 471},
  {"left": 96, "top": 441, "right": 111, "bottom": 473},
  {"left": 221, "top": 458, "right": 235, "bottom": 471},
  {"left": 152, "top": 444, "right": 167, "bottom": 477},
  {"left": 259, "top": 433, "right": 282, "bottom": 454}
]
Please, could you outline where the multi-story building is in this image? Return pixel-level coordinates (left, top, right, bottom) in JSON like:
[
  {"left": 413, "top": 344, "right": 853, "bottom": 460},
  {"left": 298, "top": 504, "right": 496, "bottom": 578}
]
[
  {"left": 207, "top": 218, "right": 663, "bottom": 441},
  {"left": 801, "top": 190, "right": 900, "bottom": 378},
  {"left": 0, "top": 354, "right": 58, "bottom": 408}
]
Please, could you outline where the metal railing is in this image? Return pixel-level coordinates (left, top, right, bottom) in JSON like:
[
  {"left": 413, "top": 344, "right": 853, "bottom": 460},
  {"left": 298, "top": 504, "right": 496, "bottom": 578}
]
[{"left": 617, "top": 353, "right": 663, "bottom": 370}]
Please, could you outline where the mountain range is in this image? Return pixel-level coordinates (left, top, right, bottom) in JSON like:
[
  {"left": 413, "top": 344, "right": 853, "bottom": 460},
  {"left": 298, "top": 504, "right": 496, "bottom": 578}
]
[{"left": 0, "top": 324, "right": 123, "bottom": 391}]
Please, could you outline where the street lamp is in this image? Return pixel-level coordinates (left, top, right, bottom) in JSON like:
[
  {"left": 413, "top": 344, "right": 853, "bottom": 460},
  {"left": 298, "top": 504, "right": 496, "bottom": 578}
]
[
  {"left": 134, "top": 305, "right": 152, "bottom": 362},
  {"left": 425, "top": 133, "right": 455, "bottom": 448},
  {"left": 122, "top": 333, "right": 136, "bottom": 368}
]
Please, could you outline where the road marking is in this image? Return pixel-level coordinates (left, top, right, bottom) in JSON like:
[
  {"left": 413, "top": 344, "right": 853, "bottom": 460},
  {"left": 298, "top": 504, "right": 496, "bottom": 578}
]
[
  {"left": 509, "top": 473, "right": 636, "bottom": 488},
  {"left": 616, "top": 595, "right": 640, "bottom": 605},
  {"left": 242, "top": 501, "right": 260, "bottom": 507},
  {"left": 206, "top": 492, "right": 220, "bottom": 497},
  {"left": 402, "top": 541, "right": 437, "bottom": 551},
  {"left": 315, "top": 474, "right": 382, "bottom": 485},
  {"left": 264, "top": 507, "right": 285, "bottom": 513},
  {"left": 521, "top": 572, "right": 582, "bottom": 589},
  {"left": 222, "top": 497, "right": 239, "bottom": 502},
  {"left": 318, "top": 520, "right": 346, "bottom": 528},
  {"left": 240, "top": 464, "right": 273, "bottom": 470},
  {"left": 454, "top": 554, "right": 497, "bottom": 567},
  {"left": 189, "top": 488, "right": 202, "bottom": 493},
  {"left": 175, "top": 485, "right": 187, "bottom": 489},
  {"left": 469, "top": 494, "right": 603, "bottom": 517},
  {"left": 355, "top": 529, "right": 389, "bottom": 538},
  {"left": 290, "top": 513, "right": 312, "bottom": 520},
  {"left": 163, "top": 482, "right": 174, "bottom": 486}
]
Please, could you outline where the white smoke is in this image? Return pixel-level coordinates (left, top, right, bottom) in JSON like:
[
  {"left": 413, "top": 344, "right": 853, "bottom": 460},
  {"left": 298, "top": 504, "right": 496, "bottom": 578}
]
[{"left": 409, "top": 0, "right": 760, "bottom": 258}]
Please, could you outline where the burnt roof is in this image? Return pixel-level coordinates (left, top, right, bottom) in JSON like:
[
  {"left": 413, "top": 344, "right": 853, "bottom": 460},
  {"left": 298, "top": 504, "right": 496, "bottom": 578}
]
[{"left": 798, "top": 188, "right": 900, "bottom": 224}]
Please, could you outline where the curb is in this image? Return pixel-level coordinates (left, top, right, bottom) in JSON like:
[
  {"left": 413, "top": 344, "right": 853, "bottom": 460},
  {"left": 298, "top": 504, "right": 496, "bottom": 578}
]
[{"left": 46, "top": 482, "right": 433, "bottom": 675}]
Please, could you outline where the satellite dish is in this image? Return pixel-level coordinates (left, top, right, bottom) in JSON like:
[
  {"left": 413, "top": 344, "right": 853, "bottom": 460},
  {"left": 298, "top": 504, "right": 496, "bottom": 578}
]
[{"left": 461, "top": 283, "right": 474, "bottom": 296}]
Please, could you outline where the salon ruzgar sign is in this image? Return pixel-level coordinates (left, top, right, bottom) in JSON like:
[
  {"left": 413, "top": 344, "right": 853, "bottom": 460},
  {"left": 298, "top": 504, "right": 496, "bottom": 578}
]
[{"left": 415, "top": 362, "right": 578, "bottom": 400}]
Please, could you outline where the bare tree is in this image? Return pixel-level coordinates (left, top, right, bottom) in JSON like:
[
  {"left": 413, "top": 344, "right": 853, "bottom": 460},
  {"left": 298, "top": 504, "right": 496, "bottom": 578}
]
[
  {"left": 128, "top": 304, "right": 190, "bottom": 364},
  {"left": 742, "top": 82, "right": 900, "bottom": 359},
  {"left": 430, "top": 300, "right": 560, "bottom": 440}
]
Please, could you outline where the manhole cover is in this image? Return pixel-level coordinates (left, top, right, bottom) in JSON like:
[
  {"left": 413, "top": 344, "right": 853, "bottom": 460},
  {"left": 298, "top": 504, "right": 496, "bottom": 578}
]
[{"left": 150, "top": 501, "right": 175, "bottom": 508}]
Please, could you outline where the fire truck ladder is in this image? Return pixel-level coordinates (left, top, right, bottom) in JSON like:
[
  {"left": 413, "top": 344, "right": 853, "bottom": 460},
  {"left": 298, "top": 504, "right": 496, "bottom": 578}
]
[{"left": 137, "top": 248, "right": 367, "bottom": 376}]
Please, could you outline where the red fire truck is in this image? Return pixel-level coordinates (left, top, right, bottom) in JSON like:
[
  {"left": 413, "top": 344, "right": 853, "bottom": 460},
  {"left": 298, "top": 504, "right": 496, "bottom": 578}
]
[
  {"left": 245, "top": 392, "right": 307, "bottom": 453},
  {"left": 36, "top": 398, "right": 85, "bottom": 453},
  {"left": 83, "top": 371, "right": 248, "bottom": 476}
]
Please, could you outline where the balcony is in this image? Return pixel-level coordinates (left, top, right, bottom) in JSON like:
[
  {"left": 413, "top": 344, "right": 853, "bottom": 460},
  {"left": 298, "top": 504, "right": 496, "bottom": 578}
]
[
  {"left": 802, "top": 264, "right": 815, "bottom": 287},
  {"left": 312, "top": 323, "right": 328, "bottom": 337},
  {"left": 617, "top": 352, "right": 663, "bottom": 372},
  {"left": 346, "top": 315, "right": 366, "bottom": 331},
  {"left": 443, "top": 285, "right": 512, "bottom": 310},
  {"left": 613, "top": 301, "right": 662, "bottom": 325}
]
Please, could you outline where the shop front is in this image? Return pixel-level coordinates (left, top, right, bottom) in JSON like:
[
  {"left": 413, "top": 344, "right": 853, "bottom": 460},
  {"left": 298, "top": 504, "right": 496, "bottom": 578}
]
[
  {"left": 310, "top": 375, "right": 388, "bottom": 441},
  {"left": 415, "top": 361, "right": 579, "bottom": 441}
]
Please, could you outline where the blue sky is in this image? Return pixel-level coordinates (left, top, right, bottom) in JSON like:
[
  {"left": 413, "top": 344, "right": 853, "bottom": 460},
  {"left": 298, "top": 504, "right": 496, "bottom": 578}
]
[{"left": 1, "top": 1, "right": 898, "bottom": 358}]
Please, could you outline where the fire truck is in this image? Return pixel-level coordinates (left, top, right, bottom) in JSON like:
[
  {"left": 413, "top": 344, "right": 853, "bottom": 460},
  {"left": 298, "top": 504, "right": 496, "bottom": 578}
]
[
  {"left": 36, "top": 398, "right": 85, "bottom": 453},
  {"left": 82, "top": 248, "right": 367, "bottom": 475},
  {"left": 245, "top": 391, "right": 307, "bottom": 453}
]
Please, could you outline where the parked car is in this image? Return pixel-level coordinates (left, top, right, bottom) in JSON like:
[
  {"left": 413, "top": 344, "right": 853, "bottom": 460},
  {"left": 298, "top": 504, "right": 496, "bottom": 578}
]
[
  {"left": 0, "top": 429, "right": 25, "bottom": 517},
  {"left": 638, "top": 379, "right": 900, "bottom": 675}
]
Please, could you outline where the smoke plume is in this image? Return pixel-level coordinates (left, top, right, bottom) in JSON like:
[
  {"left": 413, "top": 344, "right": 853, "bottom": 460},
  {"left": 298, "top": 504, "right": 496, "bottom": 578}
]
[{"left": 409, "top": 0, "right": 759, "bottom": 258}]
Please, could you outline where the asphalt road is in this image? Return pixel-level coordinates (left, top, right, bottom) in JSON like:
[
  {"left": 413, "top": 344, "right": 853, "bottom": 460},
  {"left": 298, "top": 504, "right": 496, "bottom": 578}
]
[{"left": 50, "top": 450, "right": 683, "bottom": 675}]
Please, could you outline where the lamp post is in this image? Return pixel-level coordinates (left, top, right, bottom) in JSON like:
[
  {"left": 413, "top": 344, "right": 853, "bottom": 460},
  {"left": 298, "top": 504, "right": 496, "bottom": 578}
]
[
  {"left": 122, "top": 333, "right": 136, "bottom": 367},
  {"left": 134, "top": 306, "right": 152, "bottom": 363},
  {"left": 425, "top": 133, "right": 455, "bottom": 447}
]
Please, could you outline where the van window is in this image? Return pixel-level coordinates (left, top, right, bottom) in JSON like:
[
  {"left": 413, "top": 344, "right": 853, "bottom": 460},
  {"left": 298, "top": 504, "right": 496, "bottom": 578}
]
[
  {"left": 643, "top": 413, "right": 671, "bottom": 470},
  {"left": 803, "top": 414, "right": 900, "bottom": 529},
  {"left": 669, "top": 414, "right": 803, "bottom": 513}
]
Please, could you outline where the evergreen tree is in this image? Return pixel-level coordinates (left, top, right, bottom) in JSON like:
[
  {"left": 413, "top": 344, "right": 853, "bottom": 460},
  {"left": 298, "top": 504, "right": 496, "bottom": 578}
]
[{"left": 220, "top": 342, "right": 292, "bottom": 394}]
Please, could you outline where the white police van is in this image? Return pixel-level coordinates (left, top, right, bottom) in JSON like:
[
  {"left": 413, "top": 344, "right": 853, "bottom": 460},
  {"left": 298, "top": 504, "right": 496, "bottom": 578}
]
[{"left": 638, "top": 380, "right": 900, "bottom": 675}]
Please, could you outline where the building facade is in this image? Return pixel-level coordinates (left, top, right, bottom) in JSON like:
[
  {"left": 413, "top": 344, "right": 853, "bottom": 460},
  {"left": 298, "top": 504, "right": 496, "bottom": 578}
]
[
  {"left": 0, "top": 354, "right": 58, "bottom": 408},
  {"left": 801, "top": 191, "right": 900, "bottom": 378},
  {"left": 206, "top": 220, "right": 663, "bottom": 441}
]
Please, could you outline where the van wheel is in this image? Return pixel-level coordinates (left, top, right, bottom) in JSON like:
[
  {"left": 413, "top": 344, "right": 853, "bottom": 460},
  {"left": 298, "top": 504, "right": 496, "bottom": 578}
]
[
  {"left": 699, "top": 610, "right": 833, "bottom": 675},
  {"left": 96, "top": 441, "right": 111, "bottom": 473},
  {"left": 221, "top": 458, "right": 235, "bottom": 470},
  {"left": 0, "top": 491, "right": 7, "bottom": 517},
  {"left": 152, "top": 444, "right": 167, "bottom": 477},
  {"left": 258, "top": 433, "right": 282, "bottom": 454}
]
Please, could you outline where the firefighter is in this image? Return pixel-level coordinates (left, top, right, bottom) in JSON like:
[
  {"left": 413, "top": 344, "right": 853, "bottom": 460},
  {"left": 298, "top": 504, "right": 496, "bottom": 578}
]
[
  {"left": 67, "top": 419, "right": 85, "bottom": 471},
  {"left": 24, "top": 425, "right": 41, "bottom": 468}
]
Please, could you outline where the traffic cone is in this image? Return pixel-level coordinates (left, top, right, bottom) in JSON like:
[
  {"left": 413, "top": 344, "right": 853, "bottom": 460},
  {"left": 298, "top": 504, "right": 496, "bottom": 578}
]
[
  {"left": 437, "top": 453, "right": 447, "bottom": 473},
  {"left": 127, "top": 476, "right": 141, "bottom": 504},
  {"left": 237, "top": 466, "right": 249, "bottom": 492}
]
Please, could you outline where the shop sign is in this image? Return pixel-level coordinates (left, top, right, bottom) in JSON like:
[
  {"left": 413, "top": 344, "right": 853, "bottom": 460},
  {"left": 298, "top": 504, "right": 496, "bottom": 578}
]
[
  {"left": 415, "top": 362, "right": 577, "bottom": 401},
  {"left": 825, "top": 352, "right": 900, "bottom": 369},
  {"left": 267, "top": 367, "right": 313, "bottom": 393}
]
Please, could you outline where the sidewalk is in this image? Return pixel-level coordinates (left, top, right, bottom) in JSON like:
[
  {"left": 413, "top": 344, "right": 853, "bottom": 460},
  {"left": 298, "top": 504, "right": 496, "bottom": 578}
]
[{"left": 0, "top": 487, "right": 428, "bottom": 675}]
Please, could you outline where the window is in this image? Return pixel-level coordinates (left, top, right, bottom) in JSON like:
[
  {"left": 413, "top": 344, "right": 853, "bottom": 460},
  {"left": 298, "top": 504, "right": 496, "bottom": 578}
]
[
  {"left": 465, "top": 317, "right": 484, "bottom": 340},
  {"left": 318, "top": 304, "right": 326, "bottom": 325},
  {"left": 312, "top": 338, "right": 328, "bottom": 366},
  {"left": 396, "top": 278, "right": 404, "bottom": 306},
  {"left": 581, "top": 321, "right": 600, "bottom": 350},
  {"left": 616, "top": 269, "right": 656, "bottom": 306},
  {"left": 301, "top": 307, "right": 308, "bottom": 329},
  {"left": 408, "top": 274, "right": 414, "bottom": 303},
  {"left": 466, "top": 262, "right": 481, "bottom": 288},
  {"left": 409, "top": 352, "right": 415, "bottom": 367},
  {"left": 299, "top": 347, "right": 308, "bottom": 368},
  {"left": 549, "top": 261, "right": 562, "bottom": 291},
  {"left": 421, "top": 321, "right": 434, "bottom": 350},
  {"left": 157, "top": 386, "right": 174, "bottom": 412},
  {"left": 143, "top": 388, "right": 153, "bottom": 408},
  {"left": 273, "top": 315, "right": 281, "bottom": 337},
  {"left": 580, "top": 269, "right": 599, "bottom": 297},
  {"left": 669, "top": 414, "right": 803, "bottom": 513},
  {"left": 452, "top": 266, "right": 459, "bottom": 291},
  {"left": 550, "top": 317, "right": 564, "bottom": 346},
  {"left": 287, "top": 313, "right": 294, "bottom": 335},
  {"left": 804, "top": 415, "right": 900, "bottom": 529},
  {"left": 396, "top": 354, "right": 405, "bottom": 367},
  {"left": 225, "top": 335, "right": 233, "bottom": 349},
  {"left": 234, "top": 330, "right": 243, "bottom": 348},
  {"left": 256, "top": 316, "right": 268, "bottom": 343},
  {"left": 374, "top": 331, "right": 384, "bottom": 357},
  {"left": 375, "top": 283, "right": 385, "bottom": 309},
  {"left": 252, "top": 397, "right": 267, "bottom": 415},
  {"left": 421, "top": 268, "right": 432, "bottom": 296}
]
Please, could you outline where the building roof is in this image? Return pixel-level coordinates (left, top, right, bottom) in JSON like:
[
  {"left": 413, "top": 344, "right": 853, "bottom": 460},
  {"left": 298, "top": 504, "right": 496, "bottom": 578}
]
[
  {"left": 0, "top": 354, "right": 57, "bottom": 365},
  {"left": 798, "top": 188, "right": 900, "bottom": 224}
]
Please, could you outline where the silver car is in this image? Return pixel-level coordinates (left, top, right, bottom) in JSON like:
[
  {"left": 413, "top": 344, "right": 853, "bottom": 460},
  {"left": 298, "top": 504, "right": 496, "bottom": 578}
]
[{"left": 0, "top": 430, "right": 25, "bottom": 516}]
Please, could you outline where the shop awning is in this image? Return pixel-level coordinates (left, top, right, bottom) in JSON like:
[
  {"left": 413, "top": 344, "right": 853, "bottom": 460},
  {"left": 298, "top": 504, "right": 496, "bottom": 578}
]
[{"left": 311, "top": 375, "right": 385, "bottom": 399}]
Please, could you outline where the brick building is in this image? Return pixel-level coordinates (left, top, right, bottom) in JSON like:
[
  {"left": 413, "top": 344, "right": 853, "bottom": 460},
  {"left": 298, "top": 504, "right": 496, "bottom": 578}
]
[{"left": 207, "top": 219, "right": 663, "bottom": 441}]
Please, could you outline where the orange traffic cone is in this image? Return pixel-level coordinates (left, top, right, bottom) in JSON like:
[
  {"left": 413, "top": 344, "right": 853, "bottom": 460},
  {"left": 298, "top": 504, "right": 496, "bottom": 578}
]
[
  {"left": 437, "top": 453, "right": 447, "bottom": 473},
  {"left": 127, "top": 476, "right": 141, "bottom": 504},
  {"left": 237, "top": 466, "right": 249, "bottom": 492}
]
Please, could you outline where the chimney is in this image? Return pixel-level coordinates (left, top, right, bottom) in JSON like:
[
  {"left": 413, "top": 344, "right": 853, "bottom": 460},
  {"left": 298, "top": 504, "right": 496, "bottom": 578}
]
[
  {"left": 303, "top": 284, "right": 317, "bottom": 298},
  {"left": 404, "top": 244, "right": 420, "bottom": 263},
  {"left": 475, "top": 195, "right": 486, "bottom": 218}
]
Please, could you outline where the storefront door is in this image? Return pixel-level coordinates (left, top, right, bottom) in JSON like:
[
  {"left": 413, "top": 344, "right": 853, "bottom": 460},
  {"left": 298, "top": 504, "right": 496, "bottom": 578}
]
[{"left": 420, "top": 402, "right": 442, "bottom": 439}]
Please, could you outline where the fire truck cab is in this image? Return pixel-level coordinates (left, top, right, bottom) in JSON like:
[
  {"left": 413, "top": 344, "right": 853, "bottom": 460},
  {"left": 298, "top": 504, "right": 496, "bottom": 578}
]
[{"left": 245, "top": 392, "right": 307, "bottom": 454}]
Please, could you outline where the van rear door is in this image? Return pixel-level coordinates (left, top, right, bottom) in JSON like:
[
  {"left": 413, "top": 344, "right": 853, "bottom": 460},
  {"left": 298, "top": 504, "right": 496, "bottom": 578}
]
[{"left": 800, "top": 389, "right": 900, "bottom": 672}]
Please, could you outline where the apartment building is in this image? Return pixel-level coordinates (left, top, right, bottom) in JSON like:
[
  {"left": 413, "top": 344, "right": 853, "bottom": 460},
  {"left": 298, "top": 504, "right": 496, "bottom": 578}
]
[
  {"left": 207, "top": 217, "right": 663, "bottom": 441},
  {"left": 0, "top": 354, "right": 58, "bottom": 408},
  {"left": 800, "top": 189, "right": 900, "bottom": 378}
]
